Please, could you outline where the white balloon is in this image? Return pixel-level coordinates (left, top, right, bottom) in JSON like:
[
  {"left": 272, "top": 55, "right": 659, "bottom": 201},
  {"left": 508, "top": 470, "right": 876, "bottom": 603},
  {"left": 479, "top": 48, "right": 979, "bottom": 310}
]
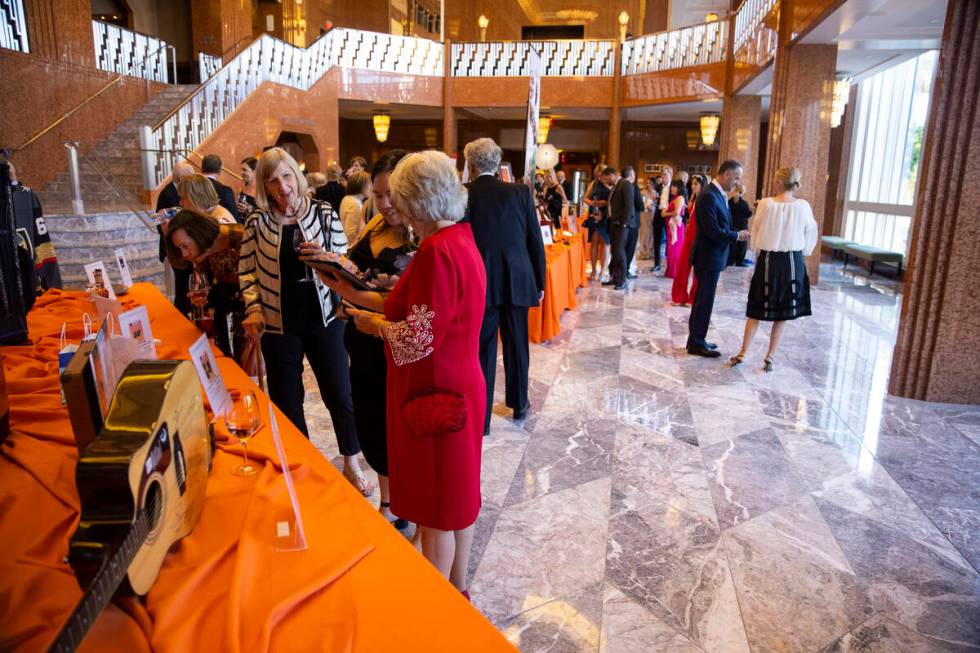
[{"left": 534, "top": 144, "right": 559, "bottom": 170}]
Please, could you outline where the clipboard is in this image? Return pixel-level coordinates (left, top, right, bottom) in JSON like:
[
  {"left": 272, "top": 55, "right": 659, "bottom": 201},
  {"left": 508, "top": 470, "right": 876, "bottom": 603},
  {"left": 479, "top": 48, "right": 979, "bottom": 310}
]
[{"left": 304, "top": 258, "right": 378, "bottom": 291}]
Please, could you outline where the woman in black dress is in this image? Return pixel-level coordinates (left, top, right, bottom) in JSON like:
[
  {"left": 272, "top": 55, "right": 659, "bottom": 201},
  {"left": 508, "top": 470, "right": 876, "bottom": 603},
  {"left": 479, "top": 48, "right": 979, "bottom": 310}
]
[
  {"left": 543, "top": 170, "right": 567, "bottom": 230},
  {"left": 308, "top": 150, "right": 416, "bottom": 529},
  {"left": 727, "top": 184, "right": 753, "bottom": 266}
]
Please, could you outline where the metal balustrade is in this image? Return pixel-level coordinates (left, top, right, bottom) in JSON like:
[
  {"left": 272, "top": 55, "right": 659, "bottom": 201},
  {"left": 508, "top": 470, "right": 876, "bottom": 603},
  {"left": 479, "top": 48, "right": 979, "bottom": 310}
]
[
  {"left": 622, "top": 20, "right": 728, "bottom": 75},
  {"left": 142, "top": 29, "right": 443, "bottom": 188},
  {"left": 451, "top": 40, "right": 615, "bottom": 77},
  {"left": 92, "top": 20, "right": 175, "bottom": 83},
  {"left": 0, "top": 0, "right": 28, "bottom": 52},
  {"left": 734, "top": 0, "right": 778, "bottom": 51},
  {"left": 198, "top": 52, "right": 221, "bottom": 81}
]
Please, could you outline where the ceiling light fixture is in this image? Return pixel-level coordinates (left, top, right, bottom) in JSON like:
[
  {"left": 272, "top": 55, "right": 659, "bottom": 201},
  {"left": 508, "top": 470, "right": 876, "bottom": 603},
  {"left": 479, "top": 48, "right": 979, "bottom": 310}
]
[
  {"left": 699, "top": 112, "right": 720, "bottom": 147},
  {"left": 373, "top": 112, "right": 391, "bottom": 143},
  {"left": 537, "top": 115, "right": 552, "bottom": 144},
  {"left": 705, "top": 12, "right": 719, "bottom": 22}
]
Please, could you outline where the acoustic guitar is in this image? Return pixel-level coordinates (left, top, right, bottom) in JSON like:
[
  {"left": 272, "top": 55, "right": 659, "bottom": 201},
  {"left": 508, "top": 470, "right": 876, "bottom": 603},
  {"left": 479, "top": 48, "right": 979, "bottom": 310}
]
[{"left": 49, "top": 360, "right": 211, "bottom": 652}]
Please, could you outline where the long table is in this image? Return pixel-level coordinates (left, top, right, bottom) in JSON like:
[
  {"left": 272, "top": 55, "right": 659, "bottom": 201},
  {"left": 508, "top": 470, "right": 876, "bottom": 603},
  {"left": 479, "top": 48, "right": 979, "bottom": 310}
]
[
  {"left": 0, "top": 284, "right": 514, "bottom": 652},
  {"left": 527, "top": 230, "right": 589, "bottom": 343}
]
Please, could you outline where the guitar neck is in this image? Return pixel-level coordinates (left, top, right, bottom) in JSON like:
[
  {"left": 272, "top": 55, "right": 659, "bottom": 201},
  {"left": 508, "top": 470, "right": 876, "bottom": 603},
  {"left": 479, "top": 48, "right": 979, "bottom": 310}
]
[{"left": 48, "top": 510, "right": 151, "bottom": 653}]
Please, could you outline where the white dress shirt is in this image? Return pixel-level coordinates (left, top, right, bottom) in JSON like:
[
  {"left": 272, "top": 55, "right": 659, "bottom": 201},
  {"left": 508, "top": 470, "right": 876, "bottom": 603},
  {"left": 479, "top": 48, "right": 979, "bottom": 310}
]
[{"left": 749, "top": 197, "right": 819, "bottom": 255}]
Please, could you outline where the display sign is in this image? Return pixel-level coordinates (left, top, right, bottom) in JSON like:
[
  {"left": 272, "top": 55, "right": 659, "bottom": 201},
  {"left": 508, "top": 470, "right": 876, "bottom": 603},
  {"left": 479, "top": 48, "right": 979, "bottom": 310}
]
[
  {"left": 114, "top": 248, "right": 134, "bottom": 290},
  {"left": 84, "top": 261, "right": 116, "bottom": 300},
  {"left": 117, "top": 305, "right": 157, "bottom": 359},
  {"left": 188, "top": 333, "right": 231, "bottom": 418},
  {"left": 523, "top": 44, "right": 542, "bottom": 189}
]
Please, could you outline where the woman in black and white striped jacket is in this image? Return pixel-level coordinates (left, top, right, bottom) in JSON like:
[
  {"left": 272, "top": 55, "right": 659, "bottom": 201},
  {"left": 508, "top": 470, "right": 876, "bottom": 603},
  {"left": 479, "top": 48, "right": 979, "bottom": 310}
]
[{"left": 239, "top": 147, "right": 373, "bottom": 496}]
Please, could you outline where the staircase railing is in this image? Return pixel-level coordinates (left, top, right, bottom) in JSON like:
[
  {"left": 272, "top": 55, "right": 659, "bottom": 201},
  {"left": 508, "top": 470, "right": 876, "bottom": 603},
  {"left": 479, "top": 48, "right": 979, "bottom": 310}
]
[
  {"left": 92, "top": 20, "right": 176, "bottom": 83},
  {"left": 66, "top": 141, "right": 157, "bottom": 232},
  {"left": 0, "top": 0, "right": 29, "bottom": 53},
  {"left": 621, "top": 19, "right": 728, "bottom": 75},
  {"left": 732, "top": 0, "right": 779, "bottom": 70},
  {"left": 450, "top": 40, "right": 615, "bottom": 77},
  {"left": 198, "top": 52, "right": 221, "bottom": 82},
  {"left": 141, "top": 28, "right": 443, "bottom": 189}
]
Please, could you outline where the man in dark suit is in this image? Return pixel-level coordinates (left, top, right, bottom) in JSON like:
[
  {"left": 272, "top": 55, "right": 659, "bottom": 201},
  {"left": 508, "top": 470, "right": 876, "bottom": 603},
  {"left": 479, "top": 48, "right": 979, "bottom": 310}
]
[
  {"left": 201, "top": 154, "right": 240, "bottom": 222},
  {"left": 464, "top": 138, "right": 546, "bottom": 433},
  {"left": 687, "top": 160, "right": 751, "bottom": 357},
  {"left": 604, "top": 165, "right": 639, "bottom": 290},
  {"left": 156, "top": 161, "right": 194, "bottom": 315}
]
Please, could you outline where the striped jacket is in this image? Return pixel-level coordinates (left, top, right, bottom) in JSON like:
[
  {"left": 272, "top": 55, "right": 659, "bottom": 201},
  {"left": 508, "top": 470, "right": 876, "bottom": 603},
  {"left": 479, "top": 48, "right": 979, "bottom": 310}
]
[{"left": 238, "top": 198, "right": 347, "bottom": 334}]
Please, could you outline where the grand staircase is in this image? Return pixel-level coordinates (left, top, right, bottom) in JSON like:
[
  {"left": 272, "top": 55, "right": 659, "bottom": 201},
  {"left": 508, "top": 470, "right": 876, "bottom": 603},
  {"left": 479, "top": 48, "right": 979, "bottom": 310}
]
[{"left": 37, "top": 84, "right": 197, "bottom": 291}]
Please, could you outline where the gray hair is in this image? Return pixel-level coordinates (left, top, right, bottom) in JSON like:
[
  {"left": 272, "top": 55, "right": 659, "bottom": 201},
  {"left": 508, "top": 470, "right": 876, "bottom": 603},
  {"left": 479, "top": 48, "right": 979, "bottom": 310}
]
[
  {"left": 389, "top": 151, "right": 468, "bottom": 225},
  {"left": 463, "top": 137, "right": 502, "bottom": 175}
]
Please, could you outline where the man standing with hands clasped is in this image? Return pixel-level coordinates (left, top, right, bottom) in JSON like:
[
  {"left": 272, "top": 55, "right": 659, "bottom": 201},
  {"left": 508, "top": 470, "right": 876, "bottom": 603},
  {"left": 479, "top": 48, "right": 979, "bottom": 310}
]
[{"left": 686, "top": 160, "right": 751, "bottom": 357}]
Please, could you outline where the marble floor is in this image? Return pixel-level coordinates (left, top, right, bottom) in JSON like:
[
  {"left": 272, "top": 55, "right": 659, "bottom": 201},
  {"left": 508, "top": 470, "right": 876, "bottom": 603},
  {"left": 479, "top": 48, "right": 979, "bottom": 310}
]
[{"left": 306, "top": 259, "right": 980, "bottom": 652}]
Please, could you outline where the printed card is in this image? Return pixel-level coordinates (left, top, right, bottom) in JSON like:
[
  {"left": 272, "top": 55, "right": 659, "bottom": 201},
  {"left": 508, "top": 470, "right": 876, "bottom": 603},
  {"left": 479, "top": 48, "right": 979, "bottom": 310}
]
[
  {"left": 188, "top": 333, "right": 231, "bottom": 418},
  {"left": 117, "top": 305, "right": 157, "bottom": 359},
  {"left": 83, "top": 261, "right": 117, "bottom": 301},
  {"left": 114, "top": 248, "right": 134, "bottom": 290}
]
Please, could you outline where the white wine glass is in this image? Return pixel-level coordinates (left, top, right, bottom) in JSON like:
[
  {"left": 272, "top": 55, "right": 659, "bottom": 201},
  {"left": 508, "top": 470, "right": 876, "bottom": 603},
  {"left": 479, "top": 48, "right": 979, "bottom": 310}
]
[
  {"left": 292, "top": 229, "right": 314, "bottom": 283},
  {"left": 189, "top": 270, "right": 211, "bottom": 321},
  {"left": 225, "top": 390, "right": 261, "bottom": 476}
]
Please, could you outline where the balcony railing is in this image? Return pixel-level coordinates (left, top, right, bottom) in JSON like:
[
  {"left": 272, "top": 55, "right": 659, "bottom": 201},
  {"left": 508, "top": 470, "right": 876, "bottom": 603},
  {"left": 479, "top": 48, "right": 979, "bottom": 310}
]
[
  {"left": 622, "top": 20, "right": 728, "bottom": 75},
  {"left": 92, "top": 20, "right": 175, "bottom": 83},
  {"left": 733, "top": 0, "right": 779, "bottom": 69},
  {"left": 142, "top": 28, "right": 443, "bottom": 188},
  {"left": 0, "top": 0, "right": 29, "bottom": 53},
  {"left": 734, "top": 0, "right": 778, "bottom": 51},
  {"left": 451, "top": 40, "right": 615, "bottom": 77}
]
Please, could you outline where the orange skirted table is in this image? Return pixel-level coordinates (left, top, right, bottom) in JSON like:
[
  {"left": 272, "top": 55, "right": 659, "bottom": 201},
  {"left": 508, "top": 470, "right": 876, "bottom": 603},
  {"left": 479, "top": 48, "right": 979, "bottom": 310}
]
[
  {"left": 0, "top": 284, "right": 515, "bottom": 653},
  {"left": 527, "top": 230, "right": 589, "bottom": 343}
]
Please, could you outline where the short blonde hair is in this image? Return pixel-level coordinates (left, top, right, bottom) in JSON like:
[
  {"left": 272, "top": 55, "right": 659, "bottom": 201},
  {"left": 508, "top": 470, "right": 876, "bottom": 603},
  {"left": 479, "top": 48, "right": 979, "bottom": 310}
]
[
  {"left": 775, "top": 167, "right": 801, "bottom": 191},
  {"left": 306, "top": 172, "right": 327, "bottom": 189},
  {"left": 389, "top": 151, "right": 468, "bottom": 225},
  {"left": 254, "top": 147, "right": 308, "bottom": 211},
  {"left": 178, "top": 173, "right": 219, "bottom": 211},
  {"left": 325, "top": 163, "right": 344, "bottom": 182},
  {"left": 346, "top": 170, "right": 371, "bottom": 196}
]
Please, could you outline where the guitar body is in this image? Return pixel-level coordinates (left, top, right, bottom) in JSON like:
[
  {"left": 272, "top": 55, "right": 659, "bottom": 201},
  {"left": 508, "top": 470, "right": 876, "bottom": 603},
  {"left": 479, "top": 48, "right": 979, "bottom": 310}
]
[{"left": 69, "top": 359, "right": 210, "bottom": 596}]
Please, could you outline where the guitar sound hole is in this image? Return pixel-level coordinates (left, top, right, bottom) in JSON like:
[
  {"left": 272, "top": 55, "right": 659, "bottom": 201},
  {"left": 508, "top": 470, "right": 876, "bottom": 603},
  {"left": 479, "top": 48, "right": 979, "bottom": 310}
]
[{"left": 143, "top": 480, "right": 163, "bottom": 535}]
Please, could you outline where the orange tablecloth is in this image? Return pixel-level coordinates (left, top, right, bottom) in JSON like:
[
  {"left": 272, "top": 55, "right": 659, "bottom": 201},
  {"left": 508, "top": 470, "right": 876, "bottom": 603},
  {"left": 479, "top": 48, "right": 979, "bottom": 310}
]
[
  {"left": 528, "top": 230, "right": 588, "bottom": 343},
  {"left": 0, "top": 284, "right": 514, "bottom": 653}
]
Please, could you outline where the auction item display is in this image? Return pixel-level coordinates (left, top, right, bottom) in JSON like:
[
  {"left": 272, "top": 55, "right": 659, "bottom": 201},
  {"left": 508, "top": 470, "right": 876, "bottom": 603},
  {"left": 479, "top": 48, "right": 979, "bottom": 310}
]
[{"left": 49, "top": 360, "right": 210, "bottom": 652}]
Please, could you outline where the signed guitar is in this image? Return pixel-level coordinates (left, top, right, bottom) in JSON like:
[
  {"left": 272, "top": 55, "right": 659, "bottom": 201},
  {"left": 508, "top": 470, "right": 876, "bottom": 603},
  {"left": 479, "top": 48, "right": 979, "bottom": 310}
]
[{"left": 49, "top": 360, "right": 211, "bottom": 652}]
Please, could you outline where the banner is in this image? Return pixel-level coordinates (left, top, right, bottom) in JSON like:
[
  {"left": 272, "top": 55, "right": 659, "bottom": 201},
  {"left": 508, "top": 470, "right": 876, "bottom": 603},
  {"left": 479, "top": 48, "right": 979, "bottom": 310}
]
[{"left": 523, "top": 44, "right": 542, "bottom": 189}]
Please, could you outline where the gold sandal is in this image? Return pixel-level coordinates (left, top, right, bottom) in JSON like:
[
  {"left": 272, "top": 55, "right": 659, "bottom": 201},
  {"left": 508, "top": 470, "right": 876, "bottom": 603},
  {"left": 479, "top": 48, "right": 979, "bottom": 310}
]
[
  {"left": 729, "top": 354, "right": 744, "bottom": 367},
  {"left": 344, "top": 468, "right": 375, "bottom": 497}
]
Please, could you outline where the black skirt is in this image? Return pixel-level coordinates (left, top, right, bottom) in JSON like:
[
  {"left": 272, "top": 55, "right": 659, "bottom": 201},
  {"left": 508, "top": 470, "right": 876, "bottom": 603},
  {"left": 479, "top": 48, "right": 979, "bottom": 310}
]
[{"left": 746, "top": 250, "right": 811, "bottom": 321}]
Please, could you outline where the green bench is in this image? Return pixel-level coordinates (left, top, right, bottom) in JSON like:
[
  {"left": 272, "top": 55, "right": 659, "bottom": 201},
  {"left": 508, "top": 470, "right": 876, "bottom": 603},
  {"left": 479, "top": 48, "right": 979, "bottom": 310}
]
[
  {"left": 821, "top": 236, "right": 853, "bottom": 261},
  {"left": 842, "top": 243, "right": 904, "bottom": 277}
]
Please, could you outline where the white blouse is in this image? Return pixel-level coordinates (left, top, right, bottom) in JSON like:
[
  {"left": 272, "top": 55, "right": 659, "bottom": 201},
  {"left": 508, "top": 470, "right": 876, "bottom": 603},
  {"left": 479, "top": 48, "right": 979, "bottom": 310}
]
[{"left": 749, "top": 197, "right": 818, "bottom": 255}]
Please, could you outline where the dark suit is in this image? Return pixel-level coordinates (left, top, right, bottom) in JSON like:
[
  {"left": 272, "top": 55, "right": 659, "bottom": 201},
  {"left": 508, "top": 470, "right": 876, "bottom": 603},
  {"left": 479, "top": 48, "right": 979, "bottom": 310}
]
[
  {"left": 209, "top": 177, "right": 240, "bottom": 222},
  {"left": 608, "top": 178, "right": 639, "bottom": 286},
  {"left": 687, "top": 182, "right": 740, "bottom": 349},
  {"left": 155, "top": 181, "right": 191, "bottom": 315},
  {"left": 315, "top": 181, "right": 345, "bottom": 214},
  {"left": 465, "top": 174, "right": 547, "bottom": 429}
]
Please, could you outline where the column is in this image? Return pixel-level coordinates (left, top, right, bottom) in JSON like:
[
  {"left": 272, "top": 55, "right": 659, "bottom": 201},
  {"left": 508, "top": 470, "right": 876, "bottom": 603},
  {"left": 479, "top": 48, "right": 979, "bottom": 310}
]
[
  {"left": 762, "top": 16, "right": 836, "bottom": 283},
  {"left": 24, "top": 0, "right": 94, "bottom": 65},
  {"left": 442, "top": 40, "right": 457, "bottom": 158},
  {"left": 889, "top": 0, "right": 980, "bottom": 405},
  {"left": 192, "top": 0, "right": 252, "bottom": 58},
  {"left": 608, "top": 45, "right": 623, "bottom": 167},
  {"left": 717, "top": 95, "right": 762, "bottom": 204}
]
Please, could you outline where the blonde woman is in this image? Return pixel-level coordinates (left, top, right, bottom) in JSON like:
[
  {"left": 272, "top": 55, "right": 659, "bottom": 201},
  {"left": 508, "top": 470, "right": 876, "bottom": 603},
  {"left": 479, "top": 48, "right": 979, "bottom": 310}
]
[
  {"left": 179, "top": 173, "right": 237, "bottom": 224},
  {"left": 238, "top": 147, "right": 373, "bottom": 495},
  {"left": 730, "top": 167, "right": 818, "bottom": 371},
  {"left": 339, "top": 171, "right": 372, "bottom": 242}
]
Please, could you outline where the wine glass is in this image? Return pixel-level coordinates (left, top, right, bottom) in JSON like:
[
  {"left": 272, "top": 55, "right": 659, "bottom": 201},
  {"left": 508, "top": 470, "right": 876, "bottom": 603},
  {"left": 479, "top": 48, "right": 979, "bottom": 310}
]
[
  {"left": 292, "top": 229, "right": 314, "bottom": 283},
  {"left": 189, "top": 270, "right": 211, "bottom": 321},
  {"left": 225, "top": 390, "right": 261, "bottom": 476}
]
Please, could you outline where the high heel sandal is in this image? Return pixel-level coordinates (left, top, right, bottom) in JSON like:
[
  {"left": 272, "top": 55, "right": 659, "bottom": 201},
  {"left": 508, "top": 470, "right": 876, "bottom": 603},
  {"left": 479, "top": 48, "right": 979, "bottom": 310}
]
[
  {"left": 344, "top": 467, "right": 375, "bottom": 497},
  {"left": 764, "top": 356, "right": 774, "bottom": 372},
  {"left": 379, "top": 501, "right": 409, "bottom": 531},
  {"left": 729, "top": 353, "right": 744, "bottom": 367}
]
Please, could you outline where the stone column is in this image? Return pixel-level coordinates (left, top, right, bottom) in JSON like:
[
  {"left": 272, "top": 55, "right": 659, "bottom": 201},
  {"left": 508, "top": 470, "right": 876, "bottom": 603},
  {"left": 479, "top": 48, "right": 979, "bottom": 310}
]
[
  {"left": 718, "top": 95, "right": 762, "bottom": 204},
  {"left": 608, "top": 46, "right": 623, "bottom": 167},
  {"left": 762, "top": 20, "right": 836, "bottom": 282},
  {"left": 24, "top": 0, "right": 94, "bottom": 65},
  {"left": 442, "top": 40, "right": 457, "bottom": 158},
  {"left": 889, "top": 0, "right": 980, "bottom": 405}
]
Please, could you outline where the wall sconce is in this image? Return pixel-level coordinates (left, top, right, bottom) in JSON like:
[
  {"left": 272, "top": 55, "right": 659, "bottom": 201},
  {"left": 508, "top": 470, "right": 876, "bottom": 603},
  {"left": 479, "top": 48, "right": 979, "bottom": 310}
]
[
  {"left": 686, "top": 130, "right": 700, "bottom": 150},
  {"left": 478, "top": 15, "right": 489, "bottom": 41},
  {"left": 537, "top": 115, "right": 552, "bottom": 144},
  {"left": 700, "top": 112, "right": 720, "bottom": 147},
  {"left": 705, "top": 12, "right": 719, "bottom": 22},
  {"left": 373, "top": 112, "right": 391, "bottom": 143},
  {"left": 618, "top": 11, "right": 629, "bottom": 43},
  {"left": 424, "top": 127, "right": 438, "bottom": 148},
  {"left": 831, "top": 77, "right": 851, "bottom": 128}
]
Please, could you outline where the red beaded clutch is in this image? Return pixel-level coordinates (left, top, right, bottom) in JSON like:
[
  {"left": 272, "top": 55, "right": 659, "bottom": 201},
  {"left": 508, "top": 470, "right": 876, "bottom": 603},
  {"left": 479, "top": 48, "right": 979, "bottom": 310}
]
[{"left": 402, "top": 389, "right": 467, "bottom": 437}]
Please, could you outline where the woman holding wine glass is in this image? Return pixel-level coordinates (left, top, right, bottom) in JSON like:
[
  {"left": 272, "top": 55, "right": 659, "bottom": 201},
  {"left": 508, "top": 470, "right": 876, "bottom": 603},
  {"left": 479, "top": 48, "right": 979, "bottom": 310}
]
[{"left": 237, "top": 148, "right": 372, "bottom": 496}]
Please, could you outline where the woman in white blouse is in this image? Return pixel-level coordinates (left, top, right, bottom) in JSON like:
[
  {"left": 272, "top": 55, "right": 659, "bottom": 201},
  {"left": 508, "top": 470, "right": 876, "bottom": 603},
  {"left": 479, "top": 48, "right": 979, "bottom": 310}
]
[
  {"left": 729, "top": 167, "right": 818, "bottom": 371},
  {"left": 339, "top": 171, "right": 372, "bottom": 242}
]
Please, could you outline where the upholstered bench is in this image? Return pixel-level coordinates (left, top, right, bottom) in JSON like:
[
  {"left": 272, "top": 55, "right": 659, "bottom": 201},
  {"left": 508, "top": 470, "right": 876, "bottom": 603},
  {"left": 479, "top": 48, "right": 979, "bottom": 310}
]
[
  {"left": 821, "top": 236, "right": 854, "bottom": 261},
  {"left": 842, "top": 243, "right": 904, "bottom": 277}
]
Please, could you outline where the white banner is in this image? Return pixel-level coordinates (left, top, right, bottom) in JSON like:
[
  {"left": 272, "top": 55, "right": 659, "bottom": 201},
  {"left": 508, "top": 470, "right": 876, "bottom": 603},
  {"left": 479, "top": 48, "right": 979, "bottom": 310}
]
[{"left": 523, "top": 44, "right": 542, "bottom": 189}]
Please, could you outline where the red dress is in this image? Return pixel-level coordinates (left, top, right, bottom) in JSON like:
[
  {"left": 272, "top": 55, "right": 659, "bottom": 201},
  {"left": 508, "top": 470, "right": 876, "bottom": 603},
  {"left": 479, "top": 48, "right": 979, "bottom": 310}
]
[
  {"left": 671, "top": 202, "right": 698, "bottom": 304},
  {"left": 382, "top": 223, "right": 488, "bottom": 531}
]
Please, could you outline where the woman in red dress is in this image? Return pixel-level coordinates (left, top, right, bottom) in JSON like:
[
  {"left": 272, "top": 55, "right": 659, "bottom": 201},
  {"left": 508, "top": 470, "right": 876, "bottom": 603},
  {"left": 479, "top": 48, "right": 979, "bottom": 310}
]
[
  {"left": 671, "top": 175, "right": 705, "bottom": 306},
  {"left": 345, "top": 151, "right": 487, "bottom": 595}
]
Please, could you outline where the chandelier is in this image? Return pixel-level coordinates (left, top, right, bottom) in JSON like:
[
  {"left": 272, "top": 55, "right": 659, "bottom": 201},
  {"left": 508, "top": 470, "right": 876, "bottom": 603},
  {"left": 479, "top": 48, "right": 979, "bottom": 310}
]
[
  {"left": 699, "top": 112, "right": 720, "bottom": 147},
  {"left": 537, "top": 115, "right": 552, "bottom": 144},
  {"left": 373, "top": 112, "right": 391, "bottom": 143}
]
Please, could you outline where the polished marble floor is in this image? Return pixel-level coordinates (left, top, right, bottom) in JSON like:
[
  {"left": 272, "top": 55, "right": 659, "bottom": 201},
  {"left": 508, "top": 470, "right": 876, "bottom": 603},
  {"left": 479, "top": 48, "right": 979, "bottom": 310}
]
[{"left": 306, "top": 259, "right": 980, "bottom": 652}]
